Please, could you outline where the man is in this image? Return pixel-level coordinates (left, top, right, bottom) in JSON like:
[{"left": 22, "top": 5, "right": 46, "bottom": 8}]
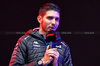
[{"left": 9, "top": 3, "right": 73, "bottom": 66}]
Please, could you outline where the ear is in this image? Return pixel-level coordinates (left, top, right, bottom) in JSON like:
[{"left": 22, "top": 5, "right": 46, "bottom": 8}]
[{"left": 37, "top": 15, "right": 42, "bottom": 23}]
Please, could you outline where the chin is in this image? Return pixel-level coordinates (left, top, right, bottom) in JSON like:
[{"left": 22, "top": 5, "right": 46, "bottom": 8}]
[
  {"left": 49, "top": 29, "right": 56, "bottom": 31},
  {"left": 46, "top": 28, "right": 56, "bottom": 32}
]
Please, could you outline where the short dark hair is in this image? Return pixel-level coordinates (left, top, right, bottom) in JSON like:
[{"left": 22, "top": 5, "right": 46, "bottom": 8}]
[{"left": 39, "top": 3, "right": 60, "bottom": 17}]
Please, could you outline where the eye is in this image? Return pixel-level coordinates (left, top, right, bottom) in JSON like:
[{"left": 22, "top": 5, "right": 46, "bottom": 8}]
[
  {"left": 55, "top": 17, "right": 60, "bottom": 21},
  {"left": 47, "top": 16, "right": 53, "bottom": 20}
]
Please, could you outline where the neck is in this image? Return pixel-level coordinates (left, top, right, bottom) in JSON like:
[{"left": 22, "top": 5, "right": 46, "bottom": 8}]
[{"left": 38, "top": 28, "right": 47, "bottom": 39}]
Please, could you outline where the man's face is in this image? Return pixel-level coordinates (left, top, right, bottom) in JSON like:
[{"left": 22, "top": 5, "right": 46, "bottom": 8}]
[{"left": 40, "top": 10, "right": 60, "bottom": 32}]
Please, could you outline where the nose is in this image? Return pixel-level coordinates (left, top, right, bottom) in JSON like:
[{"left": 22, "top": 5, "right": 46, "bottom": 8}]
[{"left": 51, "top": 18, "right": 56, "bottom": 25}]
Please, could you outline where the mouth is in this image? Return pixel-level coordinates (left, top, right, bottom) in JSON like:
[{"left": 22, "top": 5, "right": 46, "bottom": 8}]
[
  {"left": 50, "top": 27, "right": 55, "bottom": 29},
  {"left": 49, "top": 26, "right": 56, "bottom": 30}
]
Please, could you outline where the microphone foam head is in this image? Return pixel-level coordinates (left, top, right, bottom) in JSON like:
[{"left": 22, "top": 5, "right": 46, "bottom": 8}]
[{"left": 46, "top": 30, "right": 56, "bottom": 42}]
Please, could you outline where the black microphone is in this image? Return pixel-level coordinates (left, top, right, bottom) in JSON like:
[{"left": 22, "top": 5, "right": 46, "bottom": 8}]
[{"left": 46, "top": 30, "right": 56, "bottom": 48}]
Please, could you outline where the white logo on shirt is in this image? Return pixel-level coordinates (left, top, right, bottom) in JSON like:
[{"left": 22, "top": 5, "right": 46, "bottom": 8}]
[
  {"left": 33, "top": 41, "right": 40, "bottom": 47},
  {"left": 24, "top": 36, "right": 29, "bottom": 40},
  {"left": 33, "top": 45, "right": 40, "bottom": 47},
  {"left": 33, "top": 41, "right": 39, "bottom": 44},
  {"left": 56, "top": 45, "right": 61, "bottom": 48}
]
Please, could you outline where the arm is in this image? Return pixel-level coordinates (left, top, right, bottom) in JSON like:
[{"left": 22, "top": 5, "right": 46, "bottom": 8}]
[
  {"left": 9, "top": 38, "right": 39, "bottom": 66},
  {"left": 63, "top": 46, "right": 73, "bottom": 66}
]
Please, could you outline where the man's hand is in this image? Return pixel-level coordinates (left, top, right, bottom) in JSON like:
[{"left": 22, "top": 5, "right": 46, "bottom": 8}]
[
  {"left": 41, "top": 45, "right": 53, "bottom": 65},
  {"left": 47, "top": 47, "right": 59, "bottom": 66},
  {"left": 41, "top": 44, "right": 59, "bottom": 66}
]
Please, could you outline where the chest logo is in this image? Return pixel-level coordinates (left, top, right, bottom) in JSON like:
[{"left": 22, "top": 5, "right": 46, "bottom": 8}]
[
  {"left": 33, "top": 41, "right": 39, "bottom": 44},
  {"left": 56, "top": 45, "right": 61, "bottom": 48}
]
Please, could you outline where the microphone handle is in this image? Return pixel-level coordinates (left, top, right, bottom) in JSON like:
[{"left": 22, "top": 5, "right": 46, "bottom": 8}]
[{"left": 49, "top": 41, "right": 53, "bottom": 48}]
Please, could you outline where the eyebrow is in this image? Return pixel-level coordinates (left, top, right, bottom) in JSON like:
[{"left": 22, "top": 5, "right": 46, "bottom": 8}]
[{"left": 47, "top": 16, "right": 60, "bottom": 19}]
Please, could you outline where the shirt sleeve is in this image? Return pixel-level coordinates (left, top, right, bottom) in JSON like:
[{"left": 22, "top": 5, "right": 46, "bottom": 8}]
[
  {"left": 9, "top": 38, "right": 39, "bottom": 66},
  {"left": 63, "top": 46, "right": 73, "bottom": 66}
]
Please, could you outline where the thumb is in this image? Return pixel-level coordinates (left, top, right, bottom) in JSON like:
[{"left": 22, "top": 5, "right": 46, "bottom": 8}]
[{"left": 46, "top": 44, "right": 50, "bottom": 50}]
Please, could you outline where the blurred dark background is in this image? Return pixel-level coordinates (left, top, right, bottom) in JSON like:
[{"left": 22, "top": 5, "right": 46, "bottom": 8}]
[{"left": 0, "top": 0, "right": 100, "bottom": 66}]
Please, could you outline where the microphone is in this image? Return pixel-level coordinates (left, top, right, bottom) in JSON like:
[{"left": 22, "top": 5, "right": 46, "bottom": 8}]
[{"left": 46, "top": 30, "right": 56, "bottom": 48}]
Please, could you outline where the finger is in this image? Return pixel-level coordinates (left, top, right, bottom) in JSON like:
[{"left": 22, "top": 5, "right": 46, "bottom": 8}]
[
  {"left": 46, "top": 45, "right": 50, "bottom": 50},
  {"left": 47, "top": 50, "right": 59, "bottom": 57},
  {"left": 48, "top": 48, "right": 57, "bottom": 52},
  {"left": 47, "top": 49, "right": 58, "bottom": 54},
  {"left": 49, "top": 56, "right": 53, "bottom": 61},
  {"left": 48, "top": 53, "right": 58, "bottom": 58},
  {"left": 47, "top": 51, "right": 57, "bottom": 55}
]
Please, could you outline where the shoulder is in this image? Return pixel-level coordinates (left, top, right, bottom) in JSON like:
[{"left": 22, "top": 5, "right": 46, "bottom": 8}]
[
  {"left": 17, "top": 34, "right": 32, "bottom": 44},
  {"left": 57, "top": 40, "right": 69, "bottom": 46},
  {"left": 55, "top": 39, "right": 70, "bottom": 50},
  {"left": 58, "top": 40, "right": 70, "bottom": 50},
  {"left": 18, "top": 29, "right": 36, "bottom": 42}
]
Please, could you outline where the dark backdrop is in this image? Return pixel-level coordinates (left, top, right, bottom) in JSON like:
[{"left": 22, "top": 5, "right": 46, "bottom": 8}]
[{"left": 0, "top": 0, "right": 100, "bottom": 66}]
